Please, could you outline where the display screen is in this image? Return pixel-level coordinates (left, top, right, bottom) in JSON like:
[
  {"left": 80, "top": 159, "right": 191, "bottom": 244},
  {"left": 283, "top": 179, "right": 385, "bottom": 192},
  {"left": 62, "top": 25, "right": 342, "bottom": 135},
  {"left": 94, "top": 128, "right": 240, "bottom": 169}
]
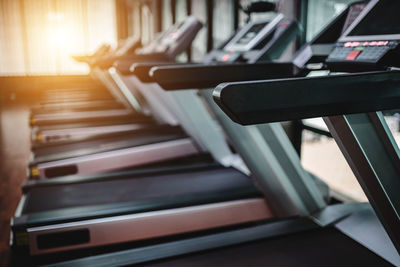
[
  {"left": 236, "top": 22, "right": 267, "bottom": 45},
  {"left": 347, "top": 0, "right": 400, "bottom": 36}
]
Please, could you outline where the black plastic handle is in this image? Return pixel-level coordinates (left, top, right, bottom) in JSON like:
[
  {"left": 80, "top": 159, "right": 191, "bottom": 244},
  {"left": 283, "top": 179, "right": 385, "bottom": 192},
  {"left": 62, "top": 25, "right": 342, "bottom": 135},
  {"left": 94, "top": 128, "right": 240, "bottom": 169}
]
[
  {"left": 130, "top": 62, "right": 195, "bottom": 82},
  {"left": 213, "top": 70, "right": 400, "bottom": 125},
  {"left": 151, "top": 62, "right": 296, "bottom": 90}
]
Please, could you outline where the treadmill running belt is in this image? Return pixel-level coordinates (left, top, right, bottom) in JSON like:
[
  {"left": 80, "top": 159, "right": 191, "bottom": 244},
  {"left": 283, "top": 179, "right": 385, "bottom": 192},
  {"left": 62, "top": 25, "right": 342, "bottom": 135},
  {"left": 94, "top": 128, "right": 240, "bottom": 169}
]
[
  {"left": 22, "top": 167, "right": 260, "bottom": 214},
  {"left": 139, "top": 228, "right": 393, "bottom": 267}
]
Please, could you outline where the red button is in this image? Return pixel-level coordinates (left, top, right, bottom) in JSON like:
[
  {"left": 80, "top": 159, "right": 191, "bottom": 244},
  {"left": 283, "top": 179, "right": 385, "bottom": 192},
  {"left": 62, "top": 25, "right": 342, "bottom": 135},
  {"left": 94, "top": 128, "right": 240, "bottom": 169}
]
[
  {"left": 346, "top": 50, "right": 361, "bottom": 60},
  {"left": 221, "top": 54, "right": 230, "bottom": 62}
]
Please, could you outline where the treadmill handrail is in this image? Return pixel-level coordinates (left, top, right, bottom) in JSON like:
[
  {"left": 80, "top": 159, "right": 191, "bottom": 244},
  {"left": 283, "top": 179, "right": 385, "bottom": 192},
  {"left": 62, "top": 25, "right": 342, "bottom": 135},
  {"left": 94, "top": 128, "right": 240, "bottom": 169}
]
[
  {"left": 150, "top": 62, "right": 297, "bottom": 90},
  {"left": 133, "top": 62, "right": 205, "bottom": 82},
  {"left": 97, "top": 53, "right": 170, "bottom": 70},
  {"left": 213, "top": 70, "right": 400, "bottom": 125},
  {"left": 119, "top": 62, "right": 200, "bottom": 82}
]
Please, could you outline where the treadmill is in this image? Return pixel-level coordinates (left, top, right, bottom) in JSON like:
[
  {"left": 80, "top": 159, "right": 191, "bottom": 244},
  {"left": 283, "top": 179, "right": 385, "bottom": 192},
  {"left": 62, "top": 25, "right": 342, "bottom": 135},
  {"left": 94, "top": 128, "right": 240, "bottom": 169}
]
[
  {"left": 27, "top": 13, "right": 299, "bottom": 179},
  {"left": 27, "top": 17, "right": 206, "bottom": 179},
  {"left": 33, "top": 1, "right": 400, "bottom": 266},
  {"left": 29, "top": 19, "right": 201, "bottom": 145},
  {"left": 11, "top": 8, "right": 321, "bottom": 262},
  {"left": 30, "top": 38, "right": 140, "bottom": 117},
  {"left": 29, "top": 19, "right": 201, "bottom": 128}
]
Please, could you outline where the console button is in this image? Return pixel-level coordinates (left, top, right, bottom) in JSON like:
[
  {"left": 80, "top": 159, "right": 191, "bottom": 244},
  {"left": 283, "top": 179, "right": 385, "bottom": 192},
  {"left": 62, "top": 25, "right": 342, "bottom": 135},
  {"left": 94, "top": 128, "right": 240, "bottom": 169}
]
[{"left": 346, "top": 50, "right": 361, "bottom": 60}]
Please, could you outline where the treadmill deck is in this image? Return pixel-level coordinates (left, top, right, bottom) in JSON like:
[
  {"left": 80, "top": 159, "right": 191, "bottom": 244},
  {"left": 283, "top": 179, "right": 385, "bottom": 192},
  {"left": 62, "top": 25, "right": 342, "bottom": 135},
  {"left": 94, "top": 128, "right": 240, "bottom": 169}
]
[
  {"left": 139, "top": 227, "right": 394, "bottom": 267},
  {"left": 16, "top": 167, "right": 262, "bottom": 226}
]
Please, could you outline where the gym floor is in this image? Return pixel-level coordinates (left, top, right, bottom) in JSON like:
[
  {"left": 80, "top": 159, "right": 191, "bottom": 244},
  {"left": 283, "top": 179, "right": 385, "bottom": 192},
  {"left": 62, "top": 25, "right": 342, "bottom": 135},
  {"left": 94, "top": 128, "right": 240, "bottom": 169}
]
[
  {"left": 301, "top": 137, "right": 368, "bottom": 202},
  {"left": 0, "top": 90, "right": 31, "bottom": 266}
]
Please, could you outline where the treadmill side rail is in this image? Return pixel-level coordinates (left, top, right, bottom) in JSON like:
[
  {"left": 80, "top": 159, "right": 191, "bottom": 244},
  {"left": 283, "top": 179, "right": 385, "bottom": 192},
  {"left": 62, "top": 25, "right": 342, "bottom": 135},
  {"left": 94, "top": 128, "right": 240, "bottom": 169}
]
[
  {"left": 38, "top": 218, "right": 317, "bottom": 267},
  {"left": 36, "top": 124, "right": 147, "bottom": 144},
  {"left": 35, "top": 138, "right": 199, "bottom": 179},
  {"left": 26, "top": 198, "right": 272, "bottom": 255}
]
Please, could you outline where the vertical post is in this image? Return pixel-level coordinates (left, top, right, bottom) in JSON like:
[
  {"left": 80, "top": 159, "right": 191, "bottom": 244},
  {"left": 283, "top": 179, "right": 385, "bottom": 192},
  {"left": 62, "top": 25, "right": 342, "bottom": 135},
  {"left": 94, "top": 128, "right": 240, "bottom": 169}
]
[
  {"left": 290, "top": 120, "right": 303, "bottom": 156},
  {"left": 186, "top": 0, "right": 192, "bottom": 15},
  {"left": 289, "top": 0, "right": 309, "bottom": 156},
  {"left": 154, "top": 0, "right": 163, "bottom": 33},
  {"left": 233, "top": 0, "right": 240, "bottom": 31},
  {"left": 115, "top": 0, "right": 130, "bottom": 41},
  {"left": 186, "top": 0, "right": 192, "bottom": 61},
  {"left": 138, "top": 1, "right": 143, "bottom": 39},
  {"left": 171, "top": 0, "right": 177, "bottom": 24},
  {"left": 206, "top": 0, "right": 214, "bottom": 52},
  {"left": 296, "top": 0, "right": 308, "bottom": 47}
]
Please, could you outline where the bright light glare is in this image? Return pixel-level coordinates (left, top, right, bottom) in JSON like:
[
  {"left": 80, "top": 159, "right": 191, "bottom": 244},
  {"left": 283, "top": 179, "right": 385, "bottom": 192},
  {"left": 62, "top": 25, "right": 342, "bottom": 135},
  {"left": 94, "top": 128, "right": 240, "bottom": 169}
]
[
  {"left": 49, "top": 28, "right": 69, "bottom": 45},
  {"left": 48, "top": 12, "right": 64, "bottom": 22},
  {"left": 46, "top": 12, "right": 80, "bottom": 54},
  {"left": 47, "top": 26, "right": 79, "bottom": 54}
]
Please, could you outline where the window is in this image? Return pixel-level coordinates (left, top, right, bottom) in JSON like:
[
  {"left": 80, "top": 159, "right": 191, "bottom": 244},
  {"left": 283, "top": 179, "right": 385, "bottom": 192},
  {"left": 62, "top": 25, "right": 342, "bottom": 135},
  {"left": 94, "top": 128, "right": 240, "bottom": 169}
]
[{"left": 0, "top": 0, "right": 118, "bottom": 75}]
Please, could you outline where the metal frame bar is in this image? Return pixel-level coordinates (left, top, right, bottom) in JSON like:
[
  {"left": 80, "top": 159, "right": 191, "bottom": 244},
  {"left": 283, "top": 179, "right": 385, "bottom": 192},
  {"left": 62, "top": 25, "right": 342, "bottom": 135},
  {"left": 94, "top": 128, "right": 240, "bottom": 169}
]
[
  {"left": 201, "top": 89, "right": 326, "bottom": 216},
  {"left": 119, "top": 73, "right": 235, "bottom": 164},
  {"left": 167, "top": 89, "right": 236, "bottom": 165},
  {"left": 108, "top": 67, "right": 148, "bottom": 114},
  {"left": 324, "top": 112, "right": 400, "bottom": 254},
  {"left": 118, "top": 74, "right": 179, "bottom": 125},
  {"left": 90, "top": 68, "right": 128, "bottom": 105}
]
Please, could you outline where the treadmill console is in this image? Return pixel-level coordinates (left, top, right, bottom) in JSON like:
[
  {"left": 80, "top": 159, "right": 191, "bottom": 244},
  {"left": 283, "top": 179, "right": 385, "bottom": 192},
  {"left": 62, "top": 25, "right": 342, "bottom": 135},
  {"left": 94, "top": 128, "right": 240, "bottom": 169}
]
[
  {"left": 291, "top": 1, "right": 368, "bottom": 70},
  {"left": 210, "top": 14, "right": 299, "bottom": 63},
  {"left": 135, "top": 16, "right": 202, "bottom": 59},
  {"left": 224, "top": 20, "right": 273, "bottom": 52},
  {"left": 327, "top": 0, "right": 400, "bottom": 70}
]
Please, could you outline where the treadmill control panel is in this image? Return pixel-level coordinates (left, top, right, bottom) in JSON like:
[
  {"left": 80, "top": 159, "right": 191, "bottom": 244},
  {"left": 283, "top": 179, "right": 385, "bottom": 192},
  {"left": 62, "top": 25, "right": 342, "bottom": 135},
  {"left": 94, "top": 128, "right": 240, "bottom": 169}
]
[
  {"left": 327, "top": 40, "right": 398, "bottom": 63},
  {"left": 224, "top": 14, "right": 287, "bottom": 52},
  {"left": 326, "top": 0, "right": 400, "bottom": 69},
  {"left": 236, "top": 22, "right": 269, "bottom": 46},
  {"left": 211, "top": 15, "right": 298, "bottom": 63},
  {"left": 136, "top": 16, "right": 202, "bottom": 59}
]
